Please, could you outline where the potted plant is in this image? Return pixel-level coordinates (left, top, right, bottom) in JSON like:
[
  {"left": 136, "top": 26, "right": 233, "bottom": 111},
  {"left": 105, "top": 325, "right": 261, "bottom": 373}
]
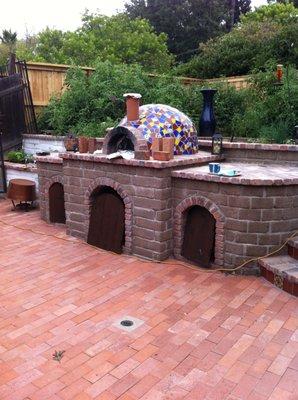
[
  {"left": 6, "top": 150, "right": 34, "bottom": 164},
  {"left": 64, "top": 133, "right": 78, "bottom": 152}
]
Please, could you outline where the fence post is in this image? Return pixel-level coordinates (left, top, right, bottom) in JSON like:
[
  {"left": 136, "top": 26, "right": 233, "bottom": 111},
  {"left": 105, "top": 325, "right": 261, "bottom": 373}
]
[{"left": 7, "top": 53, "right": 16, "bottom": 76}]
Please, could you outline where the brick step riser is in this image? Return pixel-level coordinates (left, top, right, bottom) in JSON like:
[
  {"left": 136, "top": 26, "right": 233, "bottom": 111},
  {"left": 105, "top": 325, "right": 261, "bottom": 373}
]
[
  {"left": 288, "top": 244, "right": 298, "bottom": 260},
  {"left": 260, "top": 265, "right": 298, "bottom": 297}
]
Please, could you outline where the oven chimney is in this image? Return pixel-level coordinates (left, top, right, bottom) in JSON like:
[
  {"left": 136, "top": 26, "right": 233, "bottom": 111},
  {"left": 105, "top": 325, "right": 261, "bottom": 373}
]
[{"left": 124, "top": 93, "right": 142, "bottom": 122}]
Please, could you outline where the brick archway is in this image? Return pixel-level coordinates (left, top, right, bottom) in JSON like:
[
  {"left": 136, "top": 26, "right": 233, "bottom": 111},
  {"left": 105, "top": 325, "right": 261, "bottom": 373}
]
[
  {"left": 44, "top": 175, "right": 64, "bottom": 223},
  {"left": 85, "top": 177, "right": 133, "bottom": 254},
  {"left": 174, "top": 195, "right": 225, "bottom": 266}
]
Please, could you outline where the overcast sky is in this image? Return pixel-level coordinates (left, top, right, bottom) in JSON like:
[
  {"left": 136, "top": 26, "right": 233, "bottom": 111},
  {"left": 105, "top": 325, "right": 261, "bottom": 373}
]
[{"left": 1, "top": 0, "right": 268, "bottom": 38}]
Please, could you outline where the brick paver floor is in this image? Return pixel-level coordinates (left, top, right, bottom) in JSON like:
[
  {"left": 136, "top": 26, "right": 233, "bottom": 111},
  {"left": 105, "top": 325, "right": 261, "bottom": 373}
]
[{"left": 0, "top": 199, "right": 297, "bottom": 400}]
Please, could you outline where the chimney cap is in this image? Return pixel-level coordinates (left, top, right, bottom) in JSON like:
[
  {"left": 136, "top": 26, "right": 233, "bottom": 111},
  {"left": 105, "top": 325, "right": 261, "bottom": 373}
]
[{"left": 123, "top": 93, "right": 142, "bottom": 99}]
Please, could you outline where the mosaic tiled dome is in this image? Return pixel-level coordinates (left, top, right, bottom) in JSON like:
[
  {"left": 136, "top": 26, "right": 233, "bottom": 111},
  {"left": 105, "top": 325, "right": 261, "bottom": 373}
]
[{"left": 119, "top": 104, "right": 198, "bottom": 155}]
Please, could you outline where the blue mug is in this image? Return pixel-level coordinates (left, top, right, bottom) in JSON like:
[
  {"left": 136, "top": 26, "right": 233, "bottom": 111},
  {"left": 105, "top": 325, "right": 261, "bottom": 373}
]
[{"left": 209, "top": 163, "right": 220, "bottom": 174}]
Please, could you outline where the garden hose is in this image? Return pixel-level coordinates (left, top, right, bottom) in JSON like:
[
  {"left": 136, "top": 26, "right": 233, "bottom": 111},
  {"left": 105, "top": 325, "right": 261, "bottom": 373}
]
[{"left": 0, "top": 217, "right": 297, "bottom": 274}]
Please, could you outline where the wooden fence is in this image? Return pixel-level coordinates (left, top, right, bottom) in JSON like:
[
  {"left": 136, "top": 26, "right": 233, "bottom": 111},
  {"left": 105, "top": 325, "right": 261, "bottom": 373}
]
[{"left": 26, "top": 61, "right": 250, "bottom": 112}]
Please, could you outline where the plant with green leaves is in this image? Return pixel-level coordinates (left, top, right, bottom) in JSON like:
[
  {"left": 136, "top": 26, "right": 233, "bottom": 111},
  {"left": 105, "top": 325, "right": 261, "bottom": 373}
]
[
  {"left": 38, "top": 61, "right": 298, "bottom": 144},
  {"left": 16, "top": 13, "right": 173, "bottom": 73},
  {"left": 6, "top": 150, "right": 33, "bottom": 164},
  {"left": 125, "top": 0, "right": 252, "bottom": 61},
  {"left": 174, "top": 2, "right": 298, "bottom": 78},
  {"left": 0, "top": 29, "right": 17, "bottom": 52}
]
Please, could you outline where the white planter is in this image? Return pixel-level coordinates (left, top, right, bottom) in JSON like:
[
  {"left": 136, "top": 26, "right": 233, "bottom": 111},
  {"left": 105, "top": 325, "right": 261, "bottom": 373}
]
[{"left": 23, "top": 134, "right": 66, "bottom": 155}]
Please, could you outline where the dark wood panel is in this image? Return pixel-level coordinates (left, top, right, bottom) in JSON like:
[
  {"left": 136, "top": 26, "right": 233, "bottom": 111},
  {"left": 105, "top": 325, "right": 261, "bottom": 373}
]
[
  {"left": 182, "top": 206, "right": 215, "bottom": 268},
  {"left": 49, "top": 183, "right": 66, "bottom": 224},
  {"left": 88, "top": 190, "right": 125, "bottom": 254}
]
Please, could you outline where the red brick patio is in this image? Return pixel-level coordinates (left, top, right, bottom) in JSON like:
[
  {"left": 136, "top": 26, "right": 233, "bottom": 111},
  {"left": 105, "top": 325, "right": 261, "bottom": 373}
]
[{"left": 0, "top": 199, "right": 297, "bottom": 400}]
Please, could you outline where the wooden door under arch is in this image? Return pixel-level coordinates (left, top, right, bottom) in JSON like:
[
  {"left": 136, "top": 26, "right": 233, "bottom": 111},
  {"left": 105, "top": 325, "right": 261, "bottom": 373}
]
[
  {"left": 87, "top": 188, "right": 125, "bottom": 254},
  {"left": 182, "top": 205, "right": 215, "bottom": 267},
  {"left": 49, "top": 182, "right": 66, "bottom": 224}
]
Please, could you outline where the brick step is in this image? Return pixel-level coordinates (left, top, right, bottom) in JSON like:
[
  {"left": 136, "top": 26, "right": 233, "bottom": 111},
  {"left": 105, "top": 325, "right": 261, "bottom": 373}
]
[
  {"left": 288, "top": 236, "right": 298, "bottom": 260},
  {"left": 259, "top": 255, "right": 298, "bottom": 296}
]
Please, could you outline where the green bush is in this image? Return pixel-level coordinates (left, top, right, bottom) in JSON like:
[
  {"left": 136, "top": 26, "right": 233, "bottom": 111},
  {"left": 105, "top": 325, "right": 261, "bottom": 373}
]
[
  {"left": 38, "top": 61, "right": 298, "bottom": 144},
  {"left": 174, "top": 19, "right": 298, "bottom": 79},
  {"left": 231, "top": 67, "right": 298, "bottom": 143},
  {"left": 6, "top": 150, "right": 33, "bottom": 164},
  {"left": 174, "top": 2, "right": 298, "bottom": 79}
]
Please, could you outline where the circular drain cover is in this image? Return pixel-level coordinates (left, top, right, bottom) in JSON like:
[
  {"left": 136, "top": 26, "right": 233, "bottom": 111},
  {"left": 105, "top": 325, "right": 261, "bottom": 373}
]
[{"left": 120, "top": 319, "right": 134, "bottom": 327}]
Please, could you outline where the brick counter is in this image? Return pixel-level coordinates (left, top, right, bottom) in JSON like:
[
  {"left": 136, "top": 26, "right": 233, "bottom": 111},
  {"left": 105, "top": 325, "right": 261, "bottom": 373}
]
[
  {"left": 37, "top": 151, "right": 219, "bottom": 261},
  {"left": 37, "top": 152, "right": 298, "bottom": 271},
  {"left": 198, "top": 140, "right": 298, "bottom": 166},
  {"left": 172, "top": 163, "right": 298, "bottom": 269}
]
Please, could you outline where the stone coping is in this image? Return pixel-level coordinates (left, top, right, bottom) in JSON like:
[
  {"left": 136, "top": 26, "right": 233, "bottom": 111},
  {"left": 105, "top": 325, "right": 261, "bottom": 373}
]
[
  {"left": 56, "top": 150, "right": 222, "bottom": 169},
  {"left": 35, "top": 155, "right": 63, "bottom": 164},
  {"left": 198, "top": 139, "right": 298, "bottom": 152},
  {"left": 4, "top": 161, "right": 37, "bottom": 172},
  {"left": 23, "top": 134, "right": 66, "bottom": 141},
  {"left": 172, "top": 162, "right": 298, "bottom": 186},
  {"left": 23, "top": 134, "right": 105, "bottom": 143},
  {"left": 23, "top": 134, "right": 298, "bottom": 152}
]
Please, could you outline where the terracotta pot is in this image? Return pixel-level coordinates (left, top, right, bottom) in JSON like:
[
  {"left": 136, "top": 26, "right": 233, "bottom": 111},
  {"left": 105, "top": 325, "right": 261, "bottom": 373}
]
[
  {"left": 88, "top": 138, "right": 97, "bottom": 154},
  {"left": 64, "top": 138, "right": 77, "bottom": 152},
  {"left": 78, "top": 137, "right": 89, "bottom": 153}
]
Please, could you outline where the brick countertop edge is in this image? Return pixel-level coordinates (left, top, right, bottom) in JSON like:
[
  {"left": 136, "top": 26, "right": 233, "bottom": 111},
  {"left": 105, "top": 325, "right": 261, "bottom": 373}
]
[{"left": 198, "top": 140, "right": 298, "bottom": 152}]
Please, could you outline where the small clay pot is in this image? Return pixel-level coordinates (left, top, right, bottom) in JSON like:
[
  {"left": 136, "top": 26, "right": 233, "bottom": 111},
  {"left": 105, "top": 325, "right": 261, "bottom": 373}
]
[
  {"left": 64, "top": 138, "right": 77, "bottom": 152},
  {"left": 88, "top": 138, "right": 97, "bottom": 154},
  {"left": 78, "top": 137, "right": 89, "bottom": 153}
]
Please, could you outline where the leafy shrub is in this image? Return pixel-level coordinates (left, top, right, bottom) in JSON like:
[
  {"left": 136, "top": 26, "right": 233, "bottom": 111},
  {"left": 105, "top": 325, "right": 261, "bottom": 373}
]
[
  {"left": 174, "top": 2, "right": 298, "bottom": 79},
  {"left": 15, "top": 13, "right": 173, "bottom": 73},
  {"left": 6, "top": 150, "right": 33, "bottom": 164},
  {"left": 174, "top": 19, "right": 297, "bottom": 79},
  {"left": 38, "top": 61, "right": 298, "bottom": 144},
  {"left": 230, "top": 67, "right": 298, "bottom": 142}
]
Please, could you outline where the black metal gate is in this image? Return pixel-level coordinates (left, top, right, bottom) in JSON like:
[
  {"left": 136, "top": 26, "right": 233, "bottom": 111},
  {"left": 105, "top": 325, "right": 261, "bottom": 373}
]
[
  {"left": 0, "top": 132, "right": 6, "bottom": 194},
  {"left": 0, "top": 55, "right": 37, "bottom": 193},
  {"left": 0, "top": 55, "right": 38, "bottom": 151}
]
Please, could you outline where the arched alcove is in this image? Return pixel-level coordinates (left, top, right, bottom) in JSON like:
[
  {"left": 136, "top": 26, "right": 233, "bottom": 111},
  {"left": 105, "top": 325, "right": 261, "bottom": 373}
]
[
  {"left": 182, "top": 205, "right": 216, "bottom": 267},
  {"left": 87, "top": 186, "right": 125, "bottom": 254},
  {"left": 49, "top": 182, "right": 66, "bottom": 224},
  {"left": 174, "top": 195, "right": 225, "bottom": 266}
]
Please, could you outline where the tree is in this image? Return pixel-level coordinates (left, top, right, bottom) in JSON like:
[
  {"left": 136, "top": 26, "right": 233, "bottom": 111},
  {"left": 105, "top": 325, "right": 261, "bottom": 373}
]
[
  {"left": 79, "top": 13, "right": 174, "bottom": 72},
  {"left": 0, "top": 29, "right": 17, "bottom": 52},
  {"left": 21, "top": 13, "right": 173, "bottom": 73},
  {"left": 242, "top": 1, "right": 297, "bottom": 23},
  {"left": 268, "top": 0, "right": 298, "bottom": 7},
  {"left": 125, "top": 0, "right": 251, "bottom": 60},
  {"left": 125, "top": 0, "right": 225, "bottom": 60},
  {"left": 174, "top": 2, "right": 298, "bottom": 78},
  {"left": 35, "top": 29, "right": 68, "bottom": 64},
  {"left": 226, "top": 0, "right": 251, "bottom": 30}
]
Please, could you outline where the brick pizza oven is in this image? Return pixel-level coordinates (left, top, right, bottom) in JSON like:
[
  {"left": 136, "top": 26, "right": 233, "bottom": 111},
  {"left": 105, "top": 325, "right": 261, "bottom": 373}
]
[{"left": 36, "top": 95, "right": 298, "bottom": 272}]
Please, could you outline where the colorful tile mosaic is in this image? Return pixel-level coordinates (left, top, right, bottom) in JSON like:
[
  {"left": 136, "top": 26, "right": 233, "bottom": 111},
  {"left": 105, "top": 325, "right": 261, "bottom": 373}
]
[{"left": 119, "top": 104, "right": 199, "bottom": 155}]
